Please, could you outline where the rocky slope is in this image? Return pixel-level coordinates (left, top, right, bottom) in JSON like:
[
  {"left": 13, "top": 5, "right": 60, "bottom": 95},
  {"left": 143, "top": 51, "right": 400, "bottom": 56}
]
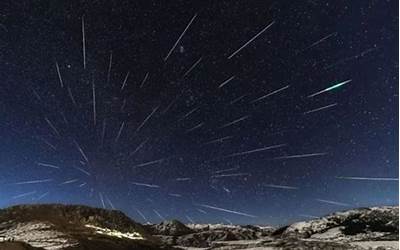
[{"left": 0, "top": 204, "right": 398, "bottom": 250}]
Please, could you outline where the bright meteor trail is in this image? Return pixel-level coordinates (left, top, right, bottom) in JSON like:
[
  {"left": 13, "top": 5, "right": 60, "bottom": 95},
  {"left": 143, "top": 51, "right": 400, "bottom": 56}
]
[{"left": 308, "top": 79, "right": 352, "bottom": 98}]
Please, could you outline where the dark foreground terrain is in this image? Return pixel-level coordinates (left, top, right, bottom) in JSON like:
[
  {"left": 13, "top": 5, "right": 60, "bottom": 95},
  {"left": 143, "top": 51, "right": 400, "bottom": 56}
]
[{"left": 0, "top": 204, "right": 397, "bottom": 250}]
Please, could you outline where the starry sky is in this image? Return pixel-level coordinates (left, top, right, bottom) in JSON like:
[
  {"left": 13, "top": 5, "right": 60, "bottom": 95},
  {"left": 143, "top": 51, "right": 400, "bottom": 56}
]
[{"left": 0, "top": 0, "right": 398, "bottom": 225}]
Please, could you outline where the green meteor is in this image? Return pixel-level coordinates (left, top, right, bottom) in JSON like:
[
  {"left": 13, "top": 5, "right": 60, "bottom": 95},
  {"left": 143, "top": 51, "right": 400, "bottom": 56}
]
[{"left": 308, "top": 79, "right": 352, "bottom": 97}]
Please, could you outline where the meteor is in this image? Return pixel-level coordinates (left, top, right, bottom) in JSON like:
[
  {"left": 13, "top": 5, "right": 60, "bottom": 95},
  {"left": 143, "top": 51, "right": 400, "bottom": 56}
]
[
  {"left": 303, "top": 103, "right": 337, "bottom": 115},
  {"left": 13, "top": 179, "right": 53, "bottom": 185},
  {"left": 273, "top": 152, "right": 327, "bottom": 160},
  {"left": 131, "top": 182, "right": 160, "bottom": 188},
  {"left": 335, "top": 176, "right": 399, "bottom": 181},
  {"left": 223, "top": 144, "right": 286, "bottom": 158},
  {"left": 37, "top": 162, "right": 60, "bottom": 169},
  {"left": 251, "top": 85, "right": 290, "bottom": 104},
  {"left": 198, "top": 204, "right": 257, "bottom": 218},
  {"left": 308, "top": 79, "right": 351, "bottom": 98},
  {"left": 316, "top": 199, "right": 350, "bottom": 207},
  {"left": 264, "top": 184, "right": 298, "bottom": 190},
  {"left": 164, "top": 13, "right": 197, "bottom": 61},
  {"left": 228, "top": 21, "right": 275, "bottom": 59},
  {"left": 218, "top": 75, "right": 235, "bottom": 88}
]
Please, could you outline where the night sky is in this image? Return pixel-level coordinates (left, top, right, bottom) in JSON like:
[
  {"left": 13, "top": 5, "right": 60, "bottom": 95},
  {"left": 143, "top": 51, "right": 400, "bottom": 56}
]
[{"left": 0, "top": 0, "right": 398, "bottom": 225}]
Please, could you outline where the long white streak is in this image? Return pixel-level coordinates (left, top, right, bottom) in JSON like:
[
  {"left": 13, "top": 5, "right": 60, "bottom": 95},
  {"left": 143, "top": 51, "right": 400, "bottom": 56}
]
[
  {"left": 13, "top": 191, "right": 37, "bottom": 199},
  {"left": 44, "top": 117, "right": 61, "bottom": 137},
  {"left": 230, "top": 94, "right": 247, "bottom": 105},
  {"left": 224, "top": 144, "right": 286, "bottom": 158},
  {"left": 106, "top": 196, "right": 116, "bottom": 210},
  {"left": 228, "top": 21, "right": 275, "bottom": 59},
  {"left": 73, "top": 140, "right": 89, "bottom": 163},
  {"left": 136, "top": 107, "right": 158, "bottom": 133},
  {"left": 175, "top": 177, "right": 191, "bottom": 181},
  {"left": 37, "top": 162, "right": 60, "bottom": 169},
  {"left": 32, "top": 89, "right": 42, "bottom": 101},
  {"left": 178, "top": 107, "right": 198, "bottom": 122},
  {"left": 251, "top": 85, "right": 290, "bottom": 104},
  {"left": 14, "top": 179, "right": 53, "bottom": 185},
  {"left": 60, "top": 178, "right": 79, "bottom": 185},
  {"left": 135, "top": 208, "right": 148, "bottom": 222},
  {"left": 303, "top": 32, "right": 337, "bottom": 51},
  {"left": 198, "top": 204, "right": 257, "bottom": 218},
  {"left": 299, "top": 214, "right": 319, "bottom": 219},
  {"left": 107, "top": 51, "right": 113, "bottom": 84},
  {"left": 79, "top": 182, "right": 87, "bottom": 187},
  {"left": 140, "top": 72, "right": 149, "bottom": 88},
  {"left": 185, "top": 122, "right": 204, "bottom": 133},
  {"left": 203, "top": 136, "right": 233, "bottom": 145},
  {"left": 153, "top": 209, "right": 165, "bottom": 221},
  {"left": 162, "top": 96, "right": 179, "bottom": 114},
  {"left": 273, "top": 152, "right": 327, "bottom": 160},
  {"left": 211, "top": 173, "right": 251, "bottom": 178},
  {"left": 132, "top": 158, "right": 164, "bottom": 168},
  {"left": 264, "top": 184, "right": 299, "bottom": 190},
  {"left": 219, "top": 115, "right": 249, "bottom": 129},
  {"left": 82, "top": 15, "right": 86, "bottom": 69},
  {"left": 36, "top": 191, "right": 49, "bottom": 201},
  {"left": 164, "top": 14, "right": 197, "bottom": 61},
  {"left": 308, "top": 79, "right": 352, "bottom": 98},
  {"left": 92, "top": 81, "right": 96, "bottom": 126},
  {"left": 304, "top": 103, "right": 337, "bottom": 115},
  {"left": 212, "top": 166, "right": 239, "bottom": 174},
  {"left": 196, "top": 208, "right": 207, "bottom": 214},
  {"left": 335, "top": 176, "right": 399, "bottom": 181},
  {"left": 218, "top": 75, "right": 235, "bottom": 88},
  {"left": 55, "top": 61, "right": 64, "bottom": 88},
  {"left": 115, "top": 121, "right": 125, "bottom": 143},
  {"left": 73, "top": 166, "right": 91, "bottom": 176},
  {"left": 168, "top": 193, "right": 182, "bottom": 197},
  {"left": 99, "top": 193, "right": 105, "bottom": 209},
  {"left": 130, "top": 139, "right": 148, "bottom": 157},
  {"left": 67, "top": 87, "right": 77, "bottom": 106},
  {"left": 182, "top": 57, "right": 202, "bottom": 78},
  {"left": 131, "top": 182, "right": 160, "bottom": 188},
  {"left": 186, "top": 215, "right": 195, "bottom": 224},
  {"left": 121, "top": 71, "right": 130, "bottom": 90},
  {"left": 316, "top": 199, "right": 350, "bottom": 207},
  {"left": 39, "top": 137, "right": 57, "bottom": 151}
]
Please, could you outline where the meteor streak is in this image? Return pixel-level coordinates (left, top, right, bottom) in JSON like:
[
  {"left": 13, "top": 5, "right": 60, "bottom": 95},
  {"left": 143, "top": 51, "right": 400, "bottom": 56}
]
[
  {"left": 316, "top": 199, "right": 350, "bottom": 207},
  {"left": 37, "top": 162, "right": 60, "bottom": 169},
  {"left": 228, "top": 21, "right": 275, "bottom": 59},
  {"left": 140, "top": 72, "right": 149, "bottom": 88},
  {"left": 251, "top": 85, "right": 290, "bottom": 104},
  {"left": 13, "top": 191, "right": 37, "bottom": 199},
  {"left": 131, "top": 182, "right": 160, "bottom": 188},
  {"left": 223, "top": 144, "right": 286, "bottom": 158},
  {"left": 308, "top": 79, "right": 351, "bottom": 98},
  {"left": 164, "top": 13, "right": 197, "bottom": 61},
  {"left": 219, "top": 116, "right": 249, "bottom": 129},
  {"left": 273, "top": 152, "right": 327, "bottom": 160},
  {"left": 264, "top": 184, "right": 299, "bottom": 190},
  {"left": 121, "top": 71, "right": 130, "bottom": 90},
  {"left": 218, "top": 75, "right": 235, "bottom": 88},
  {"left": 198, "top": 204, "right": 257, "bottom": 218},
  {"left": 211, "top": 173, "right": 250, "bottom": 178},
  {"left": 136, "top": 107, "right": 158, "bottom": 133},
  {"left": 335, "top": 176, "right": 399, "bottom": 181},
  {"left": 182, "top": 57, "right": 202, "bottom": 78},
  {"left": 14, "top": 179, "right": 53, "bottom": 185},
  {"left": 55, "top": 61, "right": 64, "bottom": 88},
  {"left": 303, "top": 103, "right": 337, "bottom": 114}
]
